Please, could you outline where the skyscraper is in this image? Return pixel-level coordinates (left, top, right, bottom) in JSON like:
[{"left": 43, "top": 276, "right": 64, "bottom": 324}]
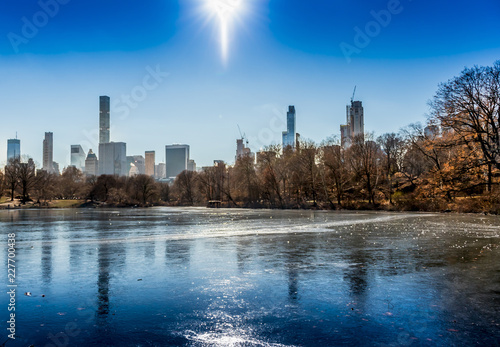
[
  {"left": 282, "top": 106, "right": 296, "bottom": 149},
  {"left": 53, "top": 162, "right": 60, "bottom": 175},
  {"left": 71, "top": 145, "right": 86, "bottom": 171},
  {"left": 43, "top": 132, "right": 54, "bottom": 173},
  {"left": 187, "top": 159, "right": 196, "bottom": 172},
  {"left": 85, "top": 149, "right": 98, "bottom": 176},
  {"left": 348, "top": 101, "right": 364, "bottom": 139},
  {"left": 98, "top": 142, "right": 127, "bottom": 176},
  {"left": 235, "top": 138, "right": 255, "bottom": 163},
  {"left": 7, "top": 139, "right": 20, "bottom": 161},
  {"left": 341, "top": 99, "right": 364, "bottom": 146},
  {"left": 165, "top": 144, "right": 189, "bottom": 178},
  {"left": 145, "top": 151, "right": 155, "bottom": 177},
  {"left": 155, "top": 163, "right": 166, "bottom": 179},
  {"left": 99, "top": 96, "right": 110, "bottom": 144},
  {"left": 340, "top": 124, "right": 351, "bottom": 147}
]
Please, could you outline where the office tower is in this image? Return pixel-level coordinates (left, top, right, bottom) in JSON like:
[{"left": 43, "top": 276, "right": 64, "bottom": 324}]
[
  {"left": 98, "top": 142, "right": 127, "bottom": 176},
  {"left": 165, "top": 144, "right": 189, "bottom": 178},
  {"left": 126, "top": 155, "right": 145, "bottom": 176},
  {"left": 7, "top": 139, "right": 21, "bottom": 161},
  {"left": 282, "top": 106, "right": 296, "bottom": 149},
  {"left": 43, "top": 132, "right": 54, "bottom": 173},
  {"left": 145, "top": 151, "right": 155, "bottom": 177},
  {"left": 99, "top": 96, "right": 110, "bottom": 144},
  {"left": 71, "top": 145, "right": 86, "bottom": 171},
  {"left": 85, "top": 149, "right": 98, "bottom": 176},
  {"left": 187, "top": 159, "right": 196, "bottom": 172},
  {"left": 155, "top": 163, "right": 166, "bottom": 179}
]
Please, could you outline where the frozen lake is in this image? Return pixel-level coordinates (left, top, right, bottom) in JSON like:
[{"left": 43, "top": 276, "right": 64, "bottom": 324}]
[{"left": 1, "top": 208, "right": 500, "bottom": 346}]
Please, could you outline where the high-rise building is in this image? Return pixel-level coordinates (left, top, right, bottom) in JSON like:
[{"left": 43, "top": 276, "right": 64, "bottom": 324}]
[
  {"left": 155, "top": 163, "right": 166, "bottom": 179},
  {"left": 348, "top": 101, "right": 364, "bottom": 139},
  {"left": 71, "top": 145, "right": 86, "bottom": 171},
  {"left": 282, "top": 131, "right": 288, "bottom": 148},
  {"left": 235, "top": 138, "right": 255, "bottom": 163},
  {"left": 85, "top": 149, "right": 98, "bottom": 176},
  {"left": 53, "top": 162, "right": 60, "bottom": 175},
  {"left": 98, "top": 142, "right": 127, "bottom": 176},
  {"left": 341, "top": 99, "right": 364, "bottom": 146},
  {"left": 99, "top": 96, "right": 110, "bottom": 144},
  {"left": 43, "top": 132, "right": 54, "bottom": 173},
  {"left": 187, "top": 159, "right": 196, "bottom": 172},
  {"left": 145, "top": 151, "right": 155, "bottom": 177},
  {"left": 282, "top": 106, "right": 296, "bottom": 149},
  {"left": 7, "top": 139, "right": 20, "bottom": 161},
  {"left": 126, "top": 155, "right": 145, "bottom": 176},
  {"left": 165, "top": 144, "right": 189, "bottom": 178},
  {"left": 340, "top": 124, "right": 351, "bottom": 147}
]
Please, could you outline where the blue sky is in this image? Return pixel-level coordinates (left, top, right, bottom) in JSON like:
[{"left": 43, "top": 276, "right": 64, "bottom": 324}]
[{"left": 1, "top": 0, "right": 499, "bottom": 167}]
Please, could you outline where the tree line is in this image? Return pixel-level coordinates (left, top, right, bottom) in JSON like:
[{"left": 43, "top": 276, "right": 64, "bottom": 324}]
[{"left": 1, "top": 61, "right": 499, "bottom": 213}]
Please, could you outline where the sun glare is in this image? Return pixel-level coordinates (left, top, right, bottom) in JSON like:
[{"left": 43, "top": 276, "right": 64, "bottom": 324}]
[{"left": 203, "top": 0, "right": 244, "bottom": 64}]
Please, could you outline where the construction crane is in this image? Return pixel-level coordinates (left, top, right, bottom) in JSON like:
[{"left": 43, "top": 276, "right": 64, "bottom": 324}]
[
  {"left": 237, "top": 125, "right": 249, "bottom": 146},
  {"left": 351, "top": 86, "right": 357, "bottom": 103}
]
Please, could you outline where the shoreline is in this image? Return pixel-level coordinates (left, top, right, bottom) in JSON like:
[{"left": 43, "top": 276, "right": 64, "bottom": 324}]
[{"left": 0, "top": 199, "right": 496, "bottom": 215}]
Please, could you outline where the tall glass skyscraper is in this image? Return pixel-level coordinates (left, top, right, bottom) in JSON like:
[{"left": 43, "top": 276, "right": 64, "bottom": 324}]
[
  {"left": 43, "top": 132, "right": 54, "bottom": 173},
  {"left": 99, "top": 96, "right": 110, "bottom": 144},
  {"left": 7, "top": 139, "right": 20, "bottom": 161},
  {"left": 282, "top": 105, "right": 296, "bottom": 149}
]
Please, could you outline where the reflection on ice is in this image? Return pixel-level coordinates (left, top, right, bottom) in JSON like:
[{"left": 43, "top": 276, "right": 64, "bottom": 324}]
[
  {"left": 0, "top": 208, "right": 499, "bottom": 346},
  {"left": 183, "top": 330, "right": 296, "bottom": 347}
]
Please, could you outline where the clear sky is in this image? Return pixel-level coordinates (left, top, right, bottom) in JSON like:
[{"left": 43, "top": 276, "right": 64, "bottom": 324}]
[{"left": 0, "top": 0, "right": 499, "bottom": 168}]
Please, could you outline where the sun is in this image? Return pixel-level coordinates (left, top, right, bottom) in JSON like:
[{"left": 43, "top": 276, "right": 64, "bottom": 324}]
[{"left": 203, "top": 0, "right": 245, "bottom": 64}]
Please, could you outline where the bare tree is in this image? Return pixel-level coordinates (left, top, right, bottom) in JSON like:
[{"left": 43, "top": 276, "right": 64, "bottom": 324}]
[
  {"left": 430, "top": 61, "right": 500, "bottom": 189},
  {"left": 198, "top": 167, "right": 217, "bottom": 201},
  {"left": 18, "top": 158, "right": 36, "bottom": 203},
  {"left": 158, "top": 182, "right": 170, "bottom": 203},
  {"left": 89, "top": 175, "right": 118, "bottom": 202},
  {"left": 129, "top": 174, "right": 158, "bottom": 205},
  {"left": 174, "top": 170, "right": 198, "bottom": 205},
  {"left": 33, "top": 170, "right": 57, "bottom": 204},
  {"left": 4, "top": 158, "right": 19, "bottom": 201},
  {"left": 321, "top": 137, "right": 349, "bottom": 206},
  {"left": 377, "top": 133, "right": 405, "bottom": 204},
  {"left": 295, "top": 140, "right": 319, "bottom": 206},
  {"left": 256, "top": 145, "right": 283, "bottom": 208},
  {"left": 233, "top": 155, "right": 259, "bottom": 204},
  {"left": 59, "top": 166, "right": 85, "bottom": 199},
  {"left": 347, "top": 134, "right": 383, "bottom": 204}
]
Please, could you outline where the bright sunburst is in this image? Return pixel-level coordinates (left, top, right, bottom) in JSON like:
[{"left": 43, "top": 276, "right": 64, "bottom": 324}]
[{"left": 203, "top": 0, "right": 245, "bottom": 64}]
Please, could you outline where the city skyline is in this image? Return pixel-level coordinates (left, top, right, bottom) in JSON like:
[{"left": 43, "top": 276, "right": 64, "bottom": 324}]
[{"left": 1, "top": 0, "right": 499, "bottom": 167}]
